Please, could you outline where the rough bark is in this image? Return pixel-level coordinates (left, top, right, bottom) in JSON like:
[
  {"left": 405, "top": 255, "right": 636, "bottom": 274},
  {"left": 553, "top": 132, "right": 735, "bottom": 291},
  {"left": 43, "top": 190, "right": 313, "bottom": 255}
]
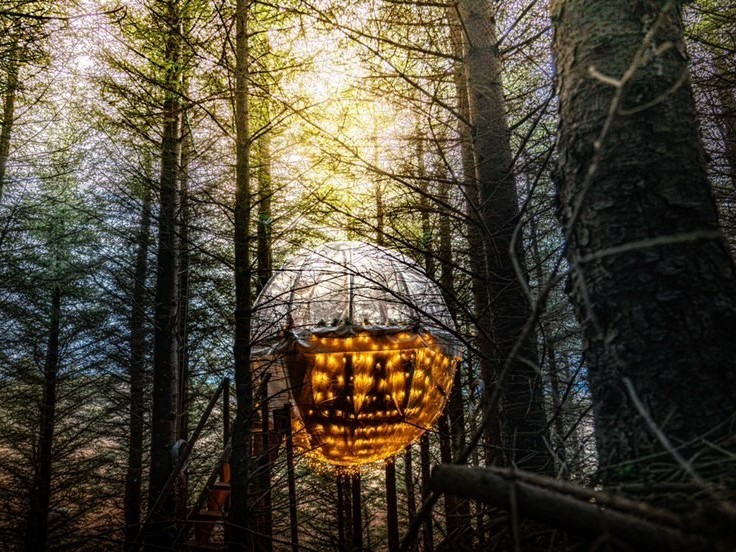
[
  {"left": 229, "top": 0, "right": 254, "bottom": 548},
  {"left": 124, "top": 188, "right": 152, "bottom": 552},
  {"left": 455, "top": 0, "right": 552, "bottom": 474},
  {"left": 147, "top": 0, "right": 182, "bottom": 544},
  {"left": 24, "top": 286, "right": 61, "bottom": 552},
  {"left": 551, "top": 0, "right": 736, "bottom": 486}
]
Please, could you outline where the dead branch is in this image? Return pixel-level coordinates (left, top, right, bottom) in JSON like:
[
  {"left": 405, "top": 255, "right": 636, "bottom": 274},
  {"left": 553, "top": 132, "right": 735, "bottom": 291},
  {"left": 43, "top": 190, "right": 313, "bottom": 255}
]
[{"left": 431, "top": 464, "right": 717, "bottom": 551}]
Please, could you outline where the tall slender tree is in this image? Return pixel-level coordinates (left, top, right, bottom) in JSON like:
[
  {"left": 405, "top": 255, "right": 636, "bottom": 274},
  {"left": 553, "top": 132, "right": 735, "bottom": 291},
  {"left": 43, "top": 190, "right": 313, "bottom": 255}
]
[
  {"left": 454, "top": 0, "right": 552, "bottom": 473},
  {"left": 229, "top": 0, "right": 255, "bottom": 548},
  {"left": 124, "top": 180, "right": 152, "bottom": 552},
  {"left": 146, "top": 0, "right": 183, "bottom": 545}
]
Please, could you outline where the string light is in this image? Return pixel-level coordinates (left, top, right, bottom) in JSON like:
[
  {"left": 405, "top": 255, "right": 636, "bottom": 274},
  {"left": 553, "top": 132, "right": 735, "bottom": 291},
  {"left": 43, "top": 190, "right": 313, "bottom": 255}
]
[
  {"left": 251, "top": 242, "right": 462, "bottom": 470},
  {"left": 286, "top": 330, "right": 458, "bottom": 466}
]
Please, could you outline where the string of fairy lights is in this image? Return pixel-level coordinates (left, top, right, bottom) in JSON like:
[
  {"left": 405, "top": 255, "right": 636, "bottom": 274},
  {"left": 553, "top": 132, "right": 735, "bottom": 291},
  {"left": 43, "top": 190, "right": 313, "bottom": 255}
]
[{"left": 287, "top": 331, "right": 459, "bottom": 470}]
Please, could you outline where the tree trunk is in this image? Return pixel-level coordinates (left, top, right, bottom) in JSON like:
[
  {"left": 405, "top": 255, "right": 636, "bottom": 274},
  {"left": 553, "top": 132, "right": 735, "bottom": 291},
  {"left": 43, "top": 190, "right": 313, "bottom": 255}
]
[
  {"left": 712, "top": 55, "right": 736, "bottom": 245},
  {"left": 373, "top": 133, "right": 385, "bottom": 247},
  {"left": 416, "top": 134, "right": 434, "bottom": 278},
  {"left": 385, "top": 461, "right": 399, "bottom": 552},
  {"left": 256, "top": 130, "right": 272, "bottom": 295},
  {"left": 285, "top": 415, "right": 299, "bottom": 552},
  {"left": 529, "top": 219, "right": 568, "bottom": 478},
  {"left": 455, "top": 0, "right": 551, "bottom": 474},
  {"left": 0, "top": 35, "right": 19, "bottom": 204},
  {"left": 419, "top": 433, "right": 433, "bottom": 552},
  {"left": 175, "top": 117, "right": 191, "bottom": 524},
  {"left": 551, "top": 0, "right": 736, "bottom": 486},
  {"left": 147, "top": 0, "right": 182, "bottom": 545},
  {"left": 446, "top": 4, "right": 503, "bottom": 467},
  {"left": 124, "top": 188, "right": 152, "bottom": 552},
  {"left": 229, "top": 0, "right": 254, "bottom": 548},
  {"left": 404, "top": 445, "right": 416, "bottom": 526},
  {"left": 351, "top": 474, "right": 363, "bottom": 552},
  {"left": 24, "top": 286, "right": 61, "bottom": 552}
]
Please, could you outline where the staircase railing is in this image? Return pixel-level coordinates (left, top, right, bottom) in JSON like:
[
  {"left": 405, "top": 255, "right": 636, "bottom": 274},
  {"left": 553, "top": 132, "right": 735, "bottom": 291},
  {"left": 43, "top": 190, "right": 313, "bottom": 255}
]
[{"left": 135, "top": 377, "right": 230, "bottom": 549}]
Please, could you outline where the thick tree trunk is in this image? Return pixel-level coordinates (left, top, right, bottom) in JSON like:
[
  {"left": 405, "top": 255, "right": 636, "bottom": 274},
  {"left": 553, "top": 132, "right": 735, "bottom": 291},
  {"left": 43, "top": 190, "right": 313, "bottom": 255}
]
[
  {"left": 24, "top": 286, "right": 61, "bottom": 552},
  {"left": 455, "top": 0, "right": 551, "bottom": 474},
  {"left": 551, "top": 0, "right": 736, "bottom": 486},
  {"left": 124, "top": 189, "right": 152, "bottom": 552},
  {"left": 229, "top": 0, "right": 254, "bottom": 548},
  {"left": 147, "top": 1, "right": 182, "bottom": 545},
  {"left": 0, "top": 36, "right": 19, "bottom": 204}
]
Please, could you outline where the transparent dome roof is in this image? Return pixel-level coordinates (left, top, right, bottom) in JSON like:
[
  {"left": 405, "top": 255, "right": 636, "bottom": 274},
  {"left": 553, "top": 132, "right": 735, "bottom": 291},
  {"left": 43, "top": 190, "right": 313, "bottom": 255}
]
[
  {"left": 252, "top": 241, "right": 454, "bottom": 344},
  {"left": 250, "top": 242, "right": 460, "bottom": 466}
]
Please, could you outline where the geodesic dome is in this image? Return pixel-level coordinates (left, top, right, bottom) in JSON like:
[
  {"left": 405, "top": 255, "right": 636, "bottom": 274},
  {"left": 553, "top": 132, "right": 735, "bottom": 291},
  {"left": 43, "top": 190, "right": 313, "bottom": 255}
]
[{"left": 251, "top": 241, "right": 460, "bottom": 466}]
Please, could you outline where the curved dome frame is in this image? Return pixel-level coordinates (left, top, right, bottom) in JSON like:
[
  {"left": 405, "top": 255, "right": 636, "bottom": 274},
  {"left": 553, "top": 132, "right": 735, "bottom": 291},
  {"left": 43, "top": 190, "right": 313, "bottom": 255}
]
[{"left": 251, "top": 241, "right": 460, "bottom": 466}]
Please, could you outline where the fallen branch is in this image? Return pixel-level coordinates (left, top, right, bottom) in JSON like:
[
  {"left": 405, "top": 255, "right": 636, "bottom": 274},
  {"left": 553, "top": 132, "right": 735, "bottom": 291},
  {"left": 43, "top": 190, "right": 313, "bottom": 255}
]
[{"left": 431, "top": 465, "right": 713, "bottom": 551}]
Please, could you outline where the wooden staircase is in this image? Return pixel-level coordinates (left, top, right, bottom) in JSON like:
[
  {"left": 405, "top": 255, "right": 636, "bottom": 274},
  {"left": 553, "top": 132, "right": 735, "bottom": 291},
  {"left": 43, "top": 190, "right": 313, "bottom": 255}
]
[
  {"left": 183, "top": 463, "right": 231, "bottom": 552},
  {"left": 181, "top": 408, "right": 291, "bottom": 552}
]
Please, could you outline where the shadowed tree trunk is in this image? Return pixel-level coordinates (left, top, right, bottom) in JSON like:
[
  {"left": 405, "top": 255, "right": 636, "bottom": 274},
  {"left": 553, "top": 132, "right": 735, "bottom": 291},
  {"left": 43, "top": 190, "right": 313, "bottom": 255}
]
[
  {"left": 404, "top": 445, "right": 416, "bottom": 526},
  {"left": 455, "top": 0, "right": 552, "bottom": 474},
  {"left": 714, "top": 58, "right": 736, "bottom": 191},
  {"left": 419, "top": 433, "right": 433, "bottom": 551},
  {"left": 256, "top": 129, "right": 272, "bottom": 295},
  {"left": 175, "top": 116, "right": 191, "bottom": 524},
  {"left": 385, "top": 460, "right": 399, "bottom": 552},
  {"left": 551, "top": 0, "right": 736, "bottom": 486},
  {"left": 447, "top": 3, "right": 503, "bottom": 467},
  {"left": 436, "top": 191, "right": 470, "bottom": 541},
  {"left": 124, "top": 186, "right": 152, "bottom": 552},
  {"left": 0, "top": 33, "right": 19, "bottom": 204},
  {"left": 24, "top": 286, "right": 61, "bottom": 552},
  {"left": 147, "top": 0, "right": 182, "bottom": 545},
  {"left": 229, "top": 0, "right": 255, "bottom": 548}
]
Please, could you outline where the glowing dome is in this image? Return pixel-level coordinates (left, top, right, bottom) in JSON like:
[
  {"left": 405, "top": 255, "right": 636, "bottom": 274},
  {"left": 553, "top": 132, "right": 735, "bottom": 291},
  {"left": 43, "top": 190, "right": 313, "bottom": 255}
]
[{"left": 252, "top": 241, "right": 460, "bottom": 466}]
